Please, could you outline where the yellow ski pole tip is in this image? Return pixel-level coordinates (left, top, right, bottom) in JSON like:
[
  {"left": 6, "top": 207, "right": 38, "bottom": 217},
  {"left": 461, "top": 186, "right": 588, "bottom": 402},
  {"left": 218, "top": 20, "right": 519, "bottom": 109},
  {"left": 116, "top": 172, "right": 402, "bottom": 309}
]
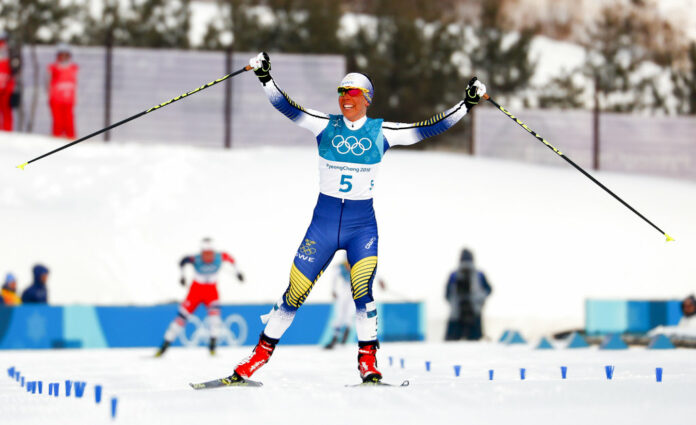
[
  {"left": 16, "top": 162, "right": 28, "bottom": 170},
  {"left": 665, "top": 234, "right": 675, "bottom": 242}
]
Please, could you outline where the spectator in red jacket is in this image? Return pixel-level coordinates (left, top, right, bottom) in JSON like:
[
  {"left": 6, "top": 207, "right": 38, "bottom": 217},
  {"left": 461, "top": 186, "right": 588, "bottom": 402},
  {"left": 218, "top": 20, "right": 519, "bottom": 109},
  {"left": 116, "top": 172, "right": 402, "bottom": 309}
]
[
  {"left": 0, "top": 33, "right": 14, "bottom": 132},
  {"left": 48, "top": 43, "right": 78, "bottom": 139}
]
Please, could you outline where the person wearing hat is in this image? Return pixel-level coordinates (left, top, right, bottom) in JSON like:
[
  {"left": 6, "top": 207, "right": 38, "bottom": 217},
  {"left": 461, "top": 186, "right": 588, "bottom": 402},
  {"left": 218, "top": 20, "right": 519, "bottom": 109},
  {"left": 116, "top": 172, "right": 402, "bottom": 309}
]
[
  {"left": 1, "top": 273, "right": 21, "bottom": 306},
  {"left": 445, "top": 248, "right": 492, "bottom": 341},
  {"left": 47, "top": 43, "right": 78, "bottom": 138},
  {"left": 21, "top": 264, "right": 49, "bottom": 304},
  {"left": 0, "top": 32, "right": 14, "bottom": 131},
  {"left": 155, "top": 238, "right": 245, "bottom": 357},
  {"left": 225, "top": 52, "right": 486, "bottom": 385}
]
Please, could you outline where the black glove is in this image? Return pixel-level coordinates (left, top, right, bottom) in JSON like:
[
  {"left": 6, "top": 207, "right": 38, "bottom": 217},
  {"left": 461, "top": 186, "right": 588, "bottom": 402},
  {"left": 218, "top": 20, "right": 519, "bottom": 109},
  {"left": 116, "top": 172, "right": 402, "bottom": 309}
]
[
  {"left": 249, "top": 52, "right": 272, "bottom": 84},
  {"left": 237, "top": 272, "right": 245, "bottom": 283},
  {"left": 464, "top": 77, "right": 486, "bottom": 111},
  {"left": 179, "top": 277, "right": 186, "bottom": 287}
]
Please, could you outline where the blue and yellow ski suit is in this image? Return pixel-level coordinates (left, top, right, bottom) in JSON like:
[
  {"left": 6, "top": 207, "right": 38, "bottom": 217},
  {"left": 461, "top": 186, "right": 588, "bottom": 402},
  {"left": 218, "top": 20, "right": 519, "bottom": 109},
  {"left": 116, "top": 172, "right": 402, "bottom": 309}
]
[{"left": 259, "top": 77, "right": 472, "bottom": 344}]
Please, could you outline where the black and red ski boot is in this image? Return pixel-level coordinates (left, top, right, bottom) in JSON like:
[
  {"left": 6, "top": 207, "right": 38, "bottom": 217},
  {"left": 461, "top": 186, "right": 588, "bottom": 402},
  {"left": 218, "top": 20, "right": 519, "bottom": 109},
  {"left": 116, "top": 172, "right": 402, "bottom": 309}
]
[{"left": 357, "top": 342, "right": 382, "bottom": 383}]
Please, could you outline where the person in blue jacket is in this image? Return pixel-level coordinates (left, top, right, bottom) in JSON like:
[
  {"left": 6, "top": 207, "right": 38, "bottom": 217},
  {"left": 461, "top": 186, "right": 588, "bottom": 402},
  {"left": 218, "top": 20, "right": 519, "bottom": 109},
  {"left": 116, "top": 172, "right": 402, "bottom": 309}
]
[
  {"left": 21, "top": 264, "right": 49, "bottom": 304},
  {"left": 445, "top": 249, "right": 491, "bottom": 341}
]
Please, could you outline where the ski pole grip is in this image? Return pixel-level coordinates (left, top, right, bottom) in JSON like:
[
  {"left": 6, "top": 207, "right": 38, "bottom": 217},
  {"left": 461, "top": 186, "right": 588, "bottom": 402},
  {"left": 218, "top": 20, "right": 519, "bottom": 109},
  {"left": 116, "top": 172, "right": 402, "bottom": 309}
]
[{"left": 483, "top": 93, "right": 490, "bottom": 100}]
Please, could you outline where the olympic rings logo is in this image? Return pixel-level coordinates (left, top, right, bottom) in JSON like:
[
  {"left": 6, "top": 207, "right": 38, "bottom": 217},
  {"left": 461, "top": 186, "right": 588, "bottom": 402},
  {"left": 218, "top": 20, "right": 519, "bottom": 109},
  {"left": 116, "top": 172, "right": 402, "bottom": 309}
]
[
  {"left": 180, "top": 314, "right": 249, "bottom": 347},
  {"left": 331, "top": 135, "right": 372, "bottom": 156},
  {"left": 299, "top": 239, "right": 317, "bottom": 255}
]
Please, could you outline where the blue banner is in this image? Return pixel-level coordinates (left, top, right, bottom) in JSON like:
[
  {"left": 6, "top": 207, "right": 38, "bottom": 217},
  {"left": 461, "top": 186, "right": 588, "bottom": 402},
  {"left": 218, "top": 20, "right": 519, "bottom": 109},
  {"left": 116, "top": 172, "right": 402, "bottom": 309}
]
[
  {"left": 0, "top": 302, "right": 424, "bottom": 350},
  {"left": 585, "top": 299, "right": 682, "bottom": 335}
]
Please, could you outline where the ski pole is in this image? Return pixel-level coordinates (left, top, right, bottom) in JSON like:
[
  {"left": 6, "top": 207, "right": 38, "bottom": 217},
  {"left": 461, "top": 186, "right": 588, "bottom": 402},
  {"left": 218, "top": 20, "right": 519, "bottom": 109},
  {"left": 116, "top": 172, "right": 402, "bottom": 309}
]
[
  {"left": 482, "top": 93, "right": 674, "bottom": 242},
  {"left": 16, "top": 65, "right": 253, "bottom": 170}
]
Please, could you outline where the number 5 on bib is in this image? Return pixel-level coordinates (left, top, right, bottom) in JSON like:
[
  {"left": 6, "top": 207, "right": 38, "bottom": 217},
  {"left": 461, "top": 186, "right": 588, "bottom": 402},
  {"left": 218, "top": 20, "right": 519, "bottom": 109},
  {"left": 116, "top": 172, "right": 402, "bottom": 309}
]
[{"left": 339, "top": 174, "right": 353, "bottom": 193}]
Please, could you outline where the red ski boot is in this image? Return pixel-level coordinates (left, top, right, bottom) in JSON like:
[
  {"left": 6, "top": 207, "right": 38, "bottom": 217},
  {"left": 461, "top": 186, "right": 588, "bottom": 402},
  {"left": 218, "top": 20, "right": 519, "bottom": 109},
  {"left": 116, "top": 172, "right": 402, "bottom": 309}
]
[
  {"left": 234, "top": 335, "right": 277, "bottom": 379},
  {"left": 357, "top": 342, "right": 382, "bottom": 383}
]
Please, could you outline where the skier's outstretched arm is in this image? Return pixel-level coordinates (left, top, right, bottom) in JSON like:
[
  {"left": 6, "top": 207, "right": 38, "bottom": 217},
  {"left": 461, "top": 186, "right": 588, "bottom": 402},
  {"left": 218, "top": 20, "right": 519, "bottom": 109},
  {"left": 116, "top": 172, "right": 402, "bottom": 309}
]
[
  {"left": 179, "top": 256, "right": 193, "bottom": 286},
  {"left": 382, "top": 78, "right": 486, "bottom": 148},
  {"left": 222, "top": 252, "right": 245, "bottom": 282},
  {"left": 249, "top": 52, "right": 329, "bottom": 137}
]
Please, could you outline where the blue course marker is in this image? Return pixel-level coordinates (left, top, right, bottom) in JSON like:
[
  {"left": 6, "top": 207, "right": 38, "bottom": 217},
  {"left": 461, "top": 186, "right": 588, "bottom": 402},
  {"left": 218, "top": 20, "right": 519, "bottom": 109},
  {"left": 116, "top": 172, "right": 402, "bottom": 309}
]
[
  {"left": 425, "top": 361, "right": 431, "bottom": 372},
  {"left": 535, "top": 337, "right": 554, "bottom": 350},
  {"left": 400, "top": 358, "right": 404, "bottom": 369},
  {"left": 65, "top": 380, "right": 72, "bottom": 397},
  {"left": 505, "top": 331, "right": 527, "bottom": 345},
  {"left": 599, "top": 333, "right": 628, "bottom": 350},
  {"left": 453, "top": 365, "right": 461, "bottom": 377},
  {"left": 388, "top": 356, "right": 393, "bottom": 367},
  {"left": 605, "top": 365, "right": 614, "bottom": 380},
  {"left": 520, "top": 368, "right": 526, "bottom": 380},
  {"left": 38, "top": 381, "right": 43, "bottom": 394},
  {"left": 488, "top": 370, "right": 494, "bottom": 380},
  {"left": 74, "top": 381, "right": 86, "bottom": 398},
  {"left": 566, "top": 332, "right": 590, "bottom": 349},
  {"left": 656, "top": 367, "right": 663, "bottom": 382},
  {"left": 499, "top": 330, "right": 511, "bottom": 342},
  {"left": 111, "top": 397, "right": 118, "bottom": 419},
  {"left": 7, "top": 367, "right": 14, "bottom": 378},
  {"left": 95, "top": 385, "right": 102, "bottom": 404},
  {"left": 648, "top": 335, "right": 676, "bottom": 350},
  {"left": 561, "top": 366, "right": 568, "bottom": 379}
]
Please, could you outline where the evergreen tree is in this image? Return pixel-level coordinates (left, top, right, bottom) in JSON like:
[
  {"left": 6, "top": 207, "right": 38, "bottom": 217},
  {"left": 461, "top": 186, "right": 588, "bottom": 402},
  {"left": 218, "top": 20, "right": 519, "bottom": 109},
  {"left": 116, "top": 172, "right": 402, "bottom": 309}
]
[
  {"left": 671, "top": 42, "right": 696, "bottom": 115},
  {"left": 343, "top": 0, "right": 466, "bottom": 126},
  {"left": 468, "top": 0, "right": 536, "bottom": 103},
  {"left": 582, "top": 6, "right": 651, "bottom": 113},
  {"left": 545, "top": 2, "right": 683, "bottom": 113},
  {"left": 73, "top": 0, "right": 122, "bottom": 47},
  {"left": 76, "top": 0, "right": 191, "bottom": 48},
  {"left": 0, "top": 0, "right": 78, "bottom": 46},
  {"left": 201, "top": 0, "right": 340, "bottom": 52},
  {"left": 201, "top": 0, "right": 264, "bottom": 51},
  {"left": 538, "top": 72, "right": 585, "bottom": 109}
]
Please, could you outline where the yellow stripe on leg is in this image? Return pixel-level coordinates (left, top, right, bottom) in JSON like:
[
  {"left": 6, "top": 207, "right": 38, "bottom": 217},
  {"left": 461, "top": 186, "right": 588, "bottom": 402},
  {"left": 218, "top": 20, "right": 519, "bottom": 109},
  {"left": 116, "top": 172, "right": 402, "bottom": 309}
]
[
  {"left": 286, "top": 264, "right": 313, "bottom": 308},
  {"left": 285, "top": 264, "right": 327, "bottom": 308},
  {"left": 350, "top": 256, "right": 377, "bottom": 300}
]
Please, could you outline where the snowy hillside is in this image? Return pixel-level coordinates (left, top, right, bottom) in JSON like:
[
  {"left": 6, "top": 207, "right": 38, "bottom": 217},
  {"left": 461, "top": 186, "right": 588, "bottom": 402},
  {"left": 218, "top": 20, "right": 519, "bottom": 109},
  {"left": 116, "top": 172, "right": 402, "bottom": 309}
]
[{"left": 2, "top": 133, "right": 695, "bottom": 340}]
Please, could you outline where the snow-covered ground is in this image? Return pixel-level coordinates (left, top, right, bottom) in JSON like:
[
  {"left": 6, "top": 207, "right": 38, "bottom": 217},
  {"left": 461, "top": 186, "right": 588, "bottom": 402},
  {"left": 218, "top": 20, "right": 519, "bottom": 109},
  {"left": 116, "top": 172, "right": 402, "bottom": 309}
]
[
  {"left": 2, "top": 132, "right": 696, "bottom": 341},
  {"left": 1, "top": 342, "right": 694, "bottom": 425}
]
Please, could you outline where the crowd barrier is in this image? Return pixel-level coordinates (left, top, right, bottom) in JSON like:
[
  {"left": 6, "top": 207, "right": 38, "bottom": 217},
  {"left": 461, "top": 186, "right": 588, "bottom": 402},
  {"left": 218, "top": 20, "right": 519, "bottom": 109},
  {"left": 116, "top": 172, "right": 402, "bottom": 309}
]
[
  {"left": 0, "top": 302, "right": 424, "bottom": 349},
  {"left": 475, "top": 108, "right": 696, "bottom": 181},
  {"left": 585, "top": 299, "right": 682, "bottom": 335}
]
